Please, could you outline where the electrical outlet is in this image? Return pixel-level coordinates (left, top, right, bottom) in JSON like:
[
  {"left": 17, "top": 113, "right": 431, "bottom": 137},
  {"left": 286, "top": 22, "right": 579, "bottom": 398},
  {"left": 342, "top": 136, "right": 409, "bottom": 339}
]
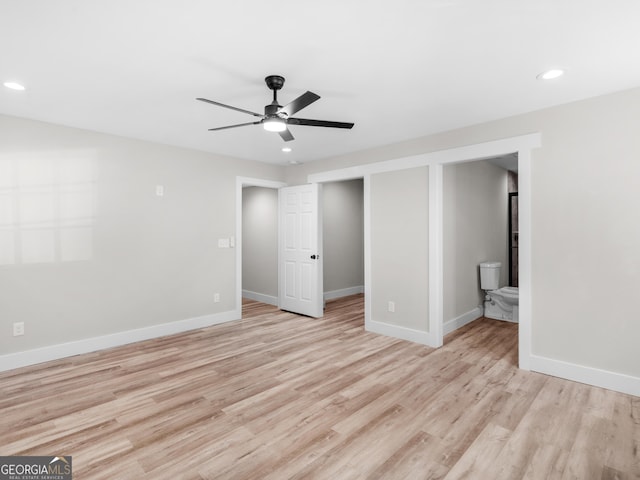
[
  {"left": 388, "top": 301, "right": 395, "bottom": 313},
  {"left": 13, "top": 322, "right": 25, "bottom": 336},
  {"left": 156, "top": 185, "right": 164, "bottom": 196},
  {"left": 214, "top": 293, "right": 220, "bottom": 303}
]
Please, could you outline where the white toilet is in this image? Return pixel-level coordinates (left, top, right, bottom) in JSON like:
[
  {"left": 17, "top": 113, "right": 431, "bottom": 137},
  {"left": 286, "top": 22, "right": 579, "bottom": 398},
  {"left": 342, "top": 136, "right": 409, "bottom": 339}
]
[{"left": 479, "top": 261, "right": 519, "bottom": 323}]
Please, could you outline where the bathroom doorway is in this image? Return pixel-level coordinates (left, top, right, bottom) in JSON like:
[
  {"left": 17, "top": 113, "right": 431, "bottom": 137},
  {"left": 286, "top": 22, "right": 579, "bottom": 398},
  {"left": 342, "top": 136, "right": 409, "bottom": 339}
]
[{"left": 442, "top": 152, "right": 519, "bottom": 338}]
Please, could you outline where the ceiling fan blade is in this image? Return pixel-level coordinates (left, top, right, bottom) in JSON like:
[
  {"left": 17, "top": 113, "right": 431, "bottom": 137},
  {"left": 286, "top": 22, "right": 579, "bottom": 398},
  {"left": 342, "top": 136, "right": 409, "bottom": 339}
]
[
  {"left": 279, "top": 128, "right": 295, "bottom": 142},
  {"left": 196, "top": 97, "right": 263, "bottom": 118},
  {"left": 208, "top": 121, "right": 261, "bottom": 131},
  {"left": 288, "top": 118, "right": 354, "bottom": 129},
  {"left": 279, "top": 91, "right": 321, "bottom": 117}
]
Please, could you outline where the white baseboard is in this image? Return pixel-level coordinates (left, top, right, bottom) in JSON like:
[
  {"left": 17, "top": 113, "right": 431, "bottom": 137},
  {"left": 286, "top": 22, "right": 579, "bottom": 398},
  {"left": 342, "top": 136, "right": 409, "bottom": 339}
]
[
  {"left": 242, "top": 290, "right": 278, "bottom": 306},
  {"left": 443, "top": 306, "right": 483, "bottom": 335},
  {"left": 242, "top": 286, "right": 363, "bottom": 307},
  {"left": 366, "top": 319, "right": 437, "bottom": 347},
  {"left": 324, "top": 285, "right": 364, "bottom": 301},
  {"left": 0, "top": 309, "right": 240, "bottom": 373},
  {"left": 530, "top": 354, "right": 640, "bottom": 398}
]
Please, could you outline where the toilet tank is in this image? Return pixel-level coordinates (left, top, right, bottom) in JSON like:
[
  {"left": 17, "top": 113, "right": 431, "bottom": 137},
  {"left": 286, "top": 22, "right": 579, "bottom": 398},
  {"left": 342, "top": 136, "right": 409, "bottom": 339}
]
[{"left": 480, "top": 262, "right": 501, "bottom": 290}]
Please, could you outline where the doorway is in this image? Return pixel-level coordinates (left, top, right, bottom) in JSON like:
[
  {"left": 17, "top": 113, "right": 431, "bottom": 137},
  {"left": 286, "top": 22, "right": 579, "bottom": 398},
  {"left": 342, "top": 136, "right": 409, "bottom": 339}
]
[
  {"left": 242, "top": 185, "right": 279, "bottom": 306},
  {"left": 431, "top": 143, "right": 532, "bottom": 369},
  {"left": 235, "top": 177, "right": 286, "bottom": 318},
  {"left": 236, "top": 176, "right": 364, "bottom": 319},
  {"left": 322, "top": 179, "right": 365, "bottom": 303},
  {"left": 442, "top": 155, "right": 518, "bottom": 338}
]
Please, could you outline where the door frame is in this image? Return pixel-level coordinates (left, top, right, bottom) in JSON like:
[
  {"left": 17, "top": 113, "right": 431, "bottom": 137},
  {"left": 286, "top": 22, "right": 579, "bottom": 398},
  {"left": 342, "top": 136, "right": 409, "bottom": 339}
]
[
  {"left": 235, "top": 177, "right": 287, "bottom": 318},
  {"left": 308, "top": 133, "right": 539, "bottom": 370},
  {"left": 509, "top": 191, "right": 519, "bottom": 287}
]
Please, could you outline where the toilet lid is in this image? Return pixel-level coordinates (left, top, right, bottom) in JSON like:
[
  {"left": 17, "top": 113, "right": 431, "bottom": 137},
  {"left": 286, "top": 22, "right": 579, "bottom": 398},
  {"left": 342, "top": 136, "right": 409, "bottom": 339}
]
[{"left": 480, "top": 261, "right": 501, "bottom": 268}]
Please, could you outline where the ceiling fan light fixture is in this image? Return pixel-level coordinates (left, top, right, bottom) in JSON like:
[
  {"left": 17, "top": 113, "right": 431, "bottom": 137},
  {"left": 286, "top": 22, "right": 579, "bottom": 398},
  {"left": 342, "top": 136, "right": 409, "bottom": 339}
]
[{"left": 263, "top": 117, "right": 286, "bottom": 132}]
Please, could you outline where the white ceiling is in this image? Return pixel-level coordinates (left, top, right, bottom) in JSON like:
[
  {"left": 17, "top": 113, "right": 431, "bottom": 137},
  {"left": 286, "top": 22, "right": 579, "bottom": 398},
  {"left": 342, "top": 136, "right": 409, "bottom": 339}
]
[
  {"left": 487, "top": 153, "right": 518, "bottom": 172},
  {"left": 1, "top": 1, "right": 639, "bottom": 166}
]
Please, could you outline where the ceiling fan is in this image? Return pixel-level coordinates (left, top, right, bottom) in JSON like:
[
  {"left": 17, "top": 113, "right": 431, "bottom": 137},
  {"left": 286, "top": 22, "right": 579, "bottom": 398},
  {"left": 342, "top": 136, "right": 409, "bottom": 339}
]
[{"left": 196, "top": 75, "right": 354, "bottom": 142}]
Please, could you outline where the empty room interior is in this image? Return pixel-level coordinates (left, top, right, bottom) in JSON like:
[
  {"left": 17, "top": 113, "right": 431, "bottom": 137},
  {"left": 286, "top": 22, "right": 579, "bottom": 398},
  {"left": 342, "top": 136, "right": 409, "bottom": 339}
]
[{"left": 1, "top": 2, "right": 639, "bottom": 479}]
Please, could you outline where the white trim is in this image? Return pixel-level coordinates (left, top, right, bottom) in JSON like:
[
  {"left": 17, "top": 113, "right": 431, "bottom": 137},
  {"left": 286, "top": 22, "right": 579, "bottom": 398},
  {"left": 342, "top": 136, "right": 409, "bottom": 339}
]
[
  {"left": 308, "top": 134, "right": 541, "bottom": 183},
  {"left": 367, "top": 319, "right": 436, "bottom": 346},
  {"left": 363, "top": 175, "right": 373, "bottom": 334},
  {"left": 324, "top": 285, "right": 364, "bottom": 301},
  {"left": 237, "top": 176, "right": 288, "bottom": 189},
  {"left": 236, "top": 176, "right": 287, "bottom": 318},
  {"left": 428, "top": 163, "right": 444, "bottom": 347},
  {"left": 443, "top": 306, "right": 483, "bottom": 335},
  {"left": 530, "top": 355, "right": 640, "bottom": 398},
  {"left": 516, "top": 150, "right": 532, "bottom": 370},
  {"left": 242, "top": 290, "right": 278, "bottom": 306},
  {"left": 0, "top": 310, "right": 239, "bottom": 373},
  {"left": 309, "top": 133, "right": 540, "bottom": 362}
]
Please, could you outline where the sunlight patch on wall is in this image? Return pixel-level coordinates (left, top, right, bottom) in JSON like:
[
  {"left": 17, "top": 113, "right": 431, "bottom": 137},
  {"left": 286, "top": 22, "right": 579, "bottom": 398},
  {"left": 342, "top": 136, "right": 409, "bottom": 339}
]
[{"left": 0, "top": 150, "right": 96, "bottom": 266}]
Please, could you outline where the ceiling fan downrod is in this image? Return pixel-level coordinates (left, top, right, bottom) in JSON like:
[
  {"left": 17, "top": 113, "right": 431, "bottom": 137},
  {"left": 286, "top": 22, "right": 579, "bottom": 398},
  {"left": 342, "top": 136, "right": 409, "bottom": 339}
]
[{"left": 265, "top": 75, "right": 285, "bottom": 108}]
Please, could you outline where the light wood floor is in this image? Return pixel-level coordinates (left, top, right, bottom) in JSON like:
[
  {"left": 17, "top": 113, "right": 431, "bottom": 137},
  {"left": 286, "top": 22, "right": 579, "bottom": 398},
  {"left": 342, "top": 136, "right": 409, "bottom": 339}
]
[{"left": 1, "top": 295, "right": 638, "bottom": 479}]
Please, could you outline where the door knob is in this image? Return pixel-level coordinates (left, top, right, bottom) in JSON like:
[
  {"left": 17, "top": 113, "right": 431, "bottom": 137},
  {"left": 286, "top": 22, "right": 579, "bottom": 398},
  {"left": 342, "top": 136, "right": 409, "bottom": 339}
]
[{"left": 310, "top": 254, "right": 319, "bottom": 259}]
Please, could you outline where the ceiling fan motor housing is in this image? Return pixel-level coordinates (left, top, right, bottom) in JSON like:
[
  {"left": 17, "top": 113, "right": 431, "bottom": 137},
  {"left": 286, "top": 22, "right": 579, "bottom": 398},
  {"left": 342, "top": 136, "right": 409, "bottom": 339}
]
[{"left": 264, "top": 103, "right": 281, "bottom": 116}]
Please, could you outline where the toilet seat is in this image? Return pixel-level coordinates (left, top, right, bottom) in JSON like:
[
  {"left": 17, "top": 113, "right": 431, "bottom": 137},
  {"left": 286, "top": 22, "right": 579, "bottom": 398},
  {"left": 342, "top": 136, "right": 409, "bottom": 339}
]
[{"left": 491, "top": 286, "right": 518, "bottom": 302}]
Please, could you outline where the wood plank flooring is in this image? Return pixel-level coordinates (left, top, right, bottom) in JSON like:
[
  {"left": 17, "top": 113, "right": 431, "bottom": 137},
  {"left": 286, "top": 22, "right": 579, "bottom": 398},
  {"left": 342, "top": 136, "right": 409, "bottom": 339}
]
[{"left": 1, "top": 294, "right": 638, "bottom": 479}]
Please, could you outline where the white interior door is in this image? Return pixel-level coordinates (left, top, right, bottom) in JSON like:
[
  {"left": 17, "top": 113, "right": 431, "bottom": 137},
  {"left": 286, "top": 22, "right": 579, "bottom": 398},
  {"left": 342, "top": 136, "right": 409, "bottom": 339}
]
[{"left": 278, "top": 183, "right": 323, "bottom": 317}]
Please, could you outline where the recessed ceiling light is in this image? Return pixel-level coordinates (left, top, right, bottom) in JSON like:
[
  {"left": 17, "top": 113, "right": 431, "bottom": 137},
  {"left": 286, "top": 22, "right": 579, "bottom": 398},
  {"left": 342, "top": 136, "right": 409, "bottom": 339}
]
[
  {"left": 282, "top": 147, "right": 292, "bottom": 153},
  {"left": 3, "top": 81, "right": 26, "bottom": 91},
  {"left": 537, "top": 69, "right": 564, "bottom": 80}
]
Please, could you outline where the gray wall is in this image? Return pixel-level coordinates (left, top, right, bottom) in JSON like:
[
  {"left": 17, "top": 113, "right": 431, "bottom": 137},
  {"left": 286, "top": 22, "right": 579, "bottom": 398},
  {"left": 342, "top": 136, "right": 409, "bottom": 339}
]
[
  {"left": 443, "top": 161, "right": 509, "bottom": 321},
  {"left": 323, "top": 179, "right": 364, "bottom": 294},
  {"left": 0, "top": 114, "right": 283, "bottom": 355},
  {"left": 242, "top": 186, "right": 278, "bottom": 299},
  {"left": 286, "top": 86, "right": 640, "bottom": 378},
  {"left": 371, "top": 166, "right": 429, "bottom": 331},
  {"left": 4, "top": 85, "right": 640, "bottom": 384}
]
